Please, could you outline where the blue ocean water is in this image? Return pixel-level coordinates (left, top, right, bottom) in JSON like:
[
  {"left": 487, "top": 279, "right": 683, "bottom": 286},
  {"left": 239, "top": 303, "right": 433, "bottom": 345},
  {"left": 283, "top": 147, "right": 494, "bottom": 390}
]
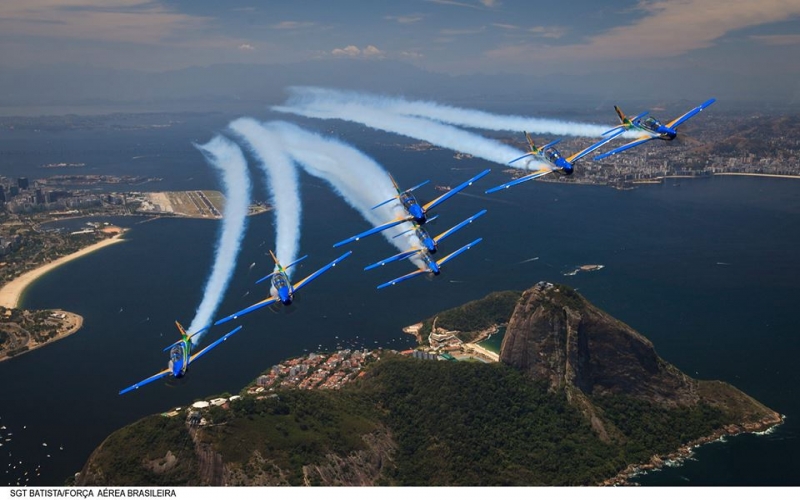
[{"left": 0, "top": 120, "right": 798, "bottom": 486}]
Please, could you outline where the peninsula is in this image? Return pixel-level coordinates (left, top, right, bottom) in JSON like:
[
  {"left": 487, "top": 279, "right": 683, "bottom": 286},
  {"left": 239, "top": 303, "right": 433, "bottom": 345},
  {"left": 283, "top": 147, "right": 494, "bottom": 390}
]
[
  {"left": 75, "top": 283, "right": 781, "bottom": 486},
  {"left": 0, "top": 231, "right": 126, "bottom": 309}
]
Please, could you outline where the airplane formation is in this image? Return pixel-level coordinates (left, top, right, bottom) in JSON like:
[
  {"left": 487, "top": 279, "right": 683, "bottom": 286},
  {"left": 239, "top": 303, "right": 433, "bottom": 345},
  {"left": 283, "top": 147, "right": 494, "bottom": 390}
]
[{"left": 119, "top": 98, "right": 716, "bottom": 395}]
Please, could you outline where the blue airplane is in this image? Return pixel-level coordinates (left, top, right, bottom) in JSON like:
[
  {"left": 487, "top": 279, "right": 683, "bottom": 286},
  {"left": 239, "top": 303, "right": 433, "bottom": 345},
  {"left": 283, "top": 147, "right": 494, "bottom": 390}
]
[
  {"left": 485, "top": 132, "right": 610, "bottom": 194},
  {"left": 375, "top": 238, "right": 483, "bottom": 289},
  {"left": 593, "top": 98, "right": 716, "bottom": 160},
  {"left": 365, "top": 209, "right": 487, "bottom": 270},
  {"left": 333, "top": 169, "right": 491, "bottom": 247},
  {"left": 214, "top": 250, "right": 352, "bottom": 325},
  {"left": 119, "top": 322, "right": 243, "bottom": 395}
]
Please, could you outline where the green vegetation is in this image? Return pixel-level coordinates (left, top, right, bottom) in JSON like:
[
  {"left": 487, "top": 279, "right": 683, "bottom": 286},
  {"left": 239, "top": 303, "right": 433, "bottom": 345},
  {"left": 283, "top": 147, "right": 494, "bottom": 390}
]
[
  {"left": 592, "top": 394, "right": 729, "bottom": 463},
  {"left": 85, "top": 415, "right": 200, "bottom": 486},
  {"left": 0, "top": 224, "right": 106, "bottom": 286},
  {"left": 204, "top": 391, "right": 379, "bottom": 485},
  {"left": 81, "top": 356, "right": 763, "bottom": 486},
  {"left": 418, "top": 290, "right": 522, "bottom": 341},
  {"left": 359, "top": 357, "right": 621, "bottom": 485}
]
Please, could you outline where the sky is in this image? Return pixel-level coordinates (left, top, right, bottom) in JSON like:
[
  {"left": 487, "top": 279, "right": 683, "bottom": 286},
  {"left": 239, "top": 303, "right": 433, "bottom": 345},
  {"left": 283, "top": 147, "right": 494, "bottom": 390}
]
[{"left": 1, "top": 0, "right": 799, "bottom": 106}]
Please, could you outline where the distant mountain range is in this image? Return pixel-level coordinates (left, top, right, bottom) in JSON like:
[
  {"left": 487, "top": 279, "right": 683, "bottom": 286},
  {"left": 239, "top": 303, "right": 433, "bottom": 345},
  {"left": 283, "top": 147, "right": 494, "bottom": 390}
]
[{"left": 2, "top": 60, "right": 796, "bottom": 115}]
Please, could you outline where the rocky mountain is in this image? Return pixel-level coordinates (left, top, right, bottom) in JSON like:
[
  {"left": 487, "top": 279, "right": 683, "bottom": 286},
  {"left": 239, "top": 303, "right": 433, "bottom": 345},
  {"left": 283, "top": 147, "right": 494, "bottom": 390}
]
[
  {"left": 76, "top": 283, "right": 781, "bottom": 486},
  {"left": 500, "top": 282, "right": 780, "bottom": 445}
]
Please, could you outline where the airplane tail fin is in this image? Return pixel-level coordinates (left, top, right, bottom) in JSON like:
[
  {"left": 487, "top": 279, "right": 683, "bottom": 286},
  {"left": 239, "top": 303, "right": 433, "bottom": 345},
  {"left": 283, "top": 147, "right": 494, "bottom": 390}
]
[
  {"left": 269, "top": 250, "right": 281, "bottom": 267},
  {"left": 614, "top": 106, "right": 627, "bottom": 125},
  {"left": 524, "top": 131, "right": 536, "bottom": 153},
  {"left": 163, "top": 320, "right": 205, "bottom": 351},
  {"left": 175, "top": 321, "right": 187, "bottom": 337}
]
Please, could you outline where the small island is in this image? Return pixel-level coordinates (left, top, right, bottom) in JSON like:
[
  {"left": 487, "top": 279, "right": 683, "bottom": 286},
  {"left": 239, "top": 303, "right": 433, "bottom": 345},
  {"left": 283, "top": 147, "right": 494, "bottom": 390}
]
[{"left": 74, "top": 283, "right": 782, "bottom": 486}]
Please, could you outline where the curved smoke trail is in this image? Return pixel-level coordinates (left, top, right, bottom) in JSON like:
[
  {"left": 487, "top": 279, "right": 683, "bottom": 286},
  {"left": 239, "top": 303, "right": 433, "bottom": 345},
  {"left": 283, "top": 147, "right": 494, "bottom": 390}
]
[
  {"left": 280, "top": 86, "right": 611, "bottom": 137},
  {"left": 190, "top": 135, "right": 252, "bottom": 343},
  {"left": 274, "top": 99, "right": 527, "bottom": 167},
  {"left": 229, "top": 118, "right": 302, "bottom": 289},
  {"left": 266, "top": 121, "right": 422, "bottom": 256}
]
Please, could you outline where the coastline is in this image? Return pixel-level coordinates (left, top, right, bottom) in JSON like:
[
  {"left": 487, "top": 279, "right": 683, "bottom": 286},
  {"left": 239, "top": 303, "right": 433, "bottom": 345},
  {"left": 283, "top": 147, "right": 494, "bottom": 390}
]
[
  {"left": 0, "top": 232, "right": 126, "bottom": 309},
  {"left": 0, "top": 310, "right": 84, "bottom": 363},
  {"left": 601, "top": 412, "right": 785, "bottom": 486}
]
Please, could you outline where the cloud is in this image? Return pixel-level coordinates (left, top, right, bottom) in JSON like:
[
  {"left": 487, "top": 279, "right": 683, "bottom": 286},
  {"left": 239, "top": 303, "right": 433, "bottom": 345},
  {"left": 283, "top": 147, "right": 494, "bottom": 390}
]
[
  {"left": 426, "top": 0, "right": 487, "bottom": 10},
  {"left": 400, "top": 50, "right": 425, "bottom": 59},
  {"left": 362, "top": 45, "right": 383, "bottom": 57},
  {"left": 385, "top": 14, "right": 425, "bottom": 24},
  {"left": 238, "top": 43, "right": 255, "bottom": 51},
  {"left": 271, "top": 21, "right": 316, "bottom": 30},
  {"left": 486, "top": 0, "right": 800, "bottom": 62},
  {"left": 440, "top": 27, "right": 486, "bottom": 36},
  {"left": 332, "top": 45, "right": 362, "bottom": 57},
  {"left": 492, "top": 23, "right": 519, "bottom": 31},
  {"left": 479, "top": 0, "right": 500, "bottom": 6},
  {"left": 750, "top": 34, "right": 800, "bottom": 45},
  {"left": 331, "top": 44, "right": 384, "bottom": 58},
  {"left": 528, "top": 26, "right": 566, "bottom": 39}
]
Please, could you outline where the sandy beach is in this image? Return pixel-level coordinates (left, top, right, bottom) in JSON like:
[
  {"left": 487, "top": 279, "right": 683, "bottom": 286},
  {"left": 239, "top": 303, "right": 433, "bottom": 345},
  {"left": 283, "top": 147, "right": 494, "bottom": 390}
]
[{"left": 0, "top": 233, "right": 126, "bottom": 309}]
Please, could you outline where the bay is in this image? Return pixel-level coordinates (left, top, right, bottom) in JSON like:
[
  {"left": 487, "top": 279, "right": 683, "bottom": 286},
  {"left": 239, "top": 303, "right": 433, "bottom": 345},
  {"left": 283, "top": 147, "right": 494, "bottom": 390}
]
[{"left": 0, "top": 126, "right": 797, "bottom": 486}]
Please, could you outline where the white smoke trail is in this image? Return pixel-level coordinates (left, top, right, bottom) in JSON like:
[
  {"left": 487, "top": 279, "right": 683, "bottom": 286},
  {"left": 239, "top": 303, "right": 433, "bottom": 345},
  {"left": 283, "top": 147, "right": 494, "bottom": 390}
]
[
  {"left": 229, "top": 118, "right": 301, "bottom": 291},
  {"left": 282, "top": 86, "right": 611, "bottom": 137},
  {"left": 266, "top": 121, "right": 423, "bottom": 257},
  {"left": 274, "top": 99, "right": 528, "bottom": 167},
  {"left": 189, "top": 135, "right": 252, "bottom": 343}
]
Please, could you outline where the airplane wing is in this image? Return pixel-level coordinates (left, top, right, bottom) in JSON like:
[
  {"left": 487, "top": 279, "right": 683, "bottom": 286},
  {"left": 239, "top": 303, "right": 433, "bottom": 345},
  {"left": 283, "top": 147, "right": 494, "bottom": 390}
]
[
  {"left": 593, "top": 135, "right": 656, "bottom": 161},
  {"left": 376, "top": 269, "right": 428, "bottom": 289},
  {"left": 437, "top": 237, "right": 482, "bottom": 267},
  {"left": 293, "top": 251, "right": 353, "bottom": 293},
  {"left": 508, "top": 152, "right": 534, "bottom": 165},
  {"left": 119, "top": 368, "right": 171, "bottom": 395},
  {"left": 601, "top": 125, "right": 627, "bottom": 137},
  {"left": 189, "top": 325, "right": 243, "bottom": 364},
  {"left": 433, "top": 209, "right": 488, "bottom": 244},
  {"left": 333, "top": 217, "right": 411, "bottom": 247},
  {"left": 666, "top": 98, "right": 716, "bottom": 129},
  {"left": 485, "top": 168, "right": 554, "bottom": 194},
  {"left": 364, "top": 248, "right": 421, "bottom": 271},
  {"left": 567, "top": 135, "right": 623, "bottom": 164},
  {"left": 422, "top": 169, "right": 491, "bottom": 212},
  {"left": 213, "top": 296, "right": 280, "bottom": 326}
]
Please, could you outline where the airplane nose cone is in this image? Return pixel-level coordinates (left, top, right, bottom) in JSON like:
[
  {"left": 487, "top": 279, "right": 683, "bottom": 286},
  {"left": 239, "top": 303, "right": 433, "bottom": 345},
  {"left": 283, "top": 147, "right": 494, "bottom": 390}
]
[
  {"left": 430, "top": 262, "right": 440, "bottom": 275},
  {"left": 410, "top": 205, "right": 424, "bottom": 221},
  {"left": 424, "top": 238, "right": 436, "bottom": 253},
  {"left": 279, "top": 288, "right": 291, "bottom": 304}
]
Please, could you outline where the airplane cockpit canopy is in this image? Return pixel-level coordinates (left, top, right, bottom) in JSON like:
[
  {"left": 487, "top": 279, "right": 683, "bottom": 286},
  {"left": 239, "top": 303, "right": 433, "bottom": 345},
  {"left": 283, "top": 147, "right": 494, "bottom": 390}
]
[
  {"left": 643, "top": 117, "right": 662, "bottom": 130},
  {"left": 272, "top": 273, "right": 289, "bottom": 290}
]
